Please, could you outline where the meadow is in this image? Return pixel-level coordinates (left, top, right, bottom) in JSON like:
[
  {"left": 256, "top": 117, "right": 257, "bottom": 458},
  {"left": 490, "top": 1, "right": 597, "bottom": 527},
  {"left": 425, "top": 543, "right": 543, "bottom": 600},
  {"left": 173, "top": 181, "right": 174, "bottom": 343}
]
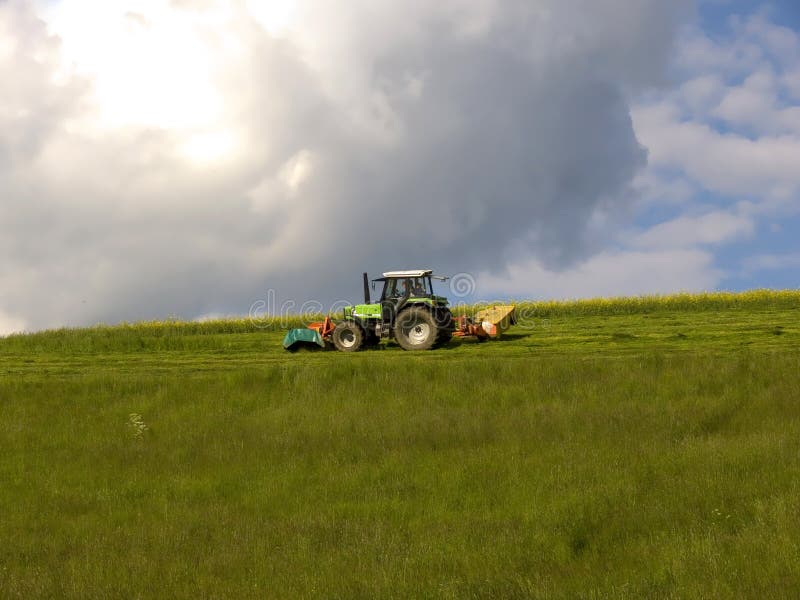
[{"left": 1, "top": 290, "right": 799, "bottom": 598}]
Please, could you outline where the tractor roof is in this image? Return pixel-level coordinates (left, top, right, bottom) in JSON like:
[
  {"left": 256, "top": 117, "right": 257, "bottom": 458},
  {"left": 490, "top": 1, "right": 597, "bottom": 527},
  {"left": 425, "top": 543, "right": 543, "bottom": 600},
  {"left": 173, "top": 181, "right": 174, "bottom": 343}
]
[{"left": 381, "top": 269, "right": 432, "bottom": 278}]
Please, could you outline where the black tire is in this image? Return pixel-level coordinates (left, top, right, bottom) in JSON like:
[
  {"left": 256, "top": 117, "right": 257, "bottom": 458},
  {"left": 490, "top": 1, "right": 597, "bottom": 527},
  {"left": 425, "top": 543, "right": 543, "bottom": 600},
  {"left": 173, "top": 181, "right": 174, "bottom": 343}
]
[
  {"left": 436, "top": 329, "right": 453, "bottom": 347},
  {"left": 332, "top": 321, "right": 364, "bottom": 352},
  {"left": 394, "top": 307, "right": 438, "bottom": 351},
  {"left": 434, "top": 309, "right": 454, "bottom": 347}
]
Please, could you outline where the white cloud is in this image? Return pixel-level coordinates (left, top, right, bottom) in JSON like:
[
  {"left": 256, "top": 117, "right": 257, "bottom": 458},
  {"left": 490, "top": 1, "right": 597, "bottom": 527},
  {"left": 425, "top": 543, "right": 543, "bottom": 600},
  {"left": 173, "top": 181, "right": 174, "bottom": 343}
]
[
  {"left": 710, "top": 68, "right": 800, "bottom": 135},
  {"left": 631, "top": 170, "right": 698, "bottom": 207},
  {"left": 630, "top": 210, "right": 754, "bottom": 249},
  {"left": 659, "top": 14, "right": 800, "bottom": 132},
  {"left": 742, "top": 252, "right": 800, "bottom": 273},
  {"left": 674, "top": 24, "right": 764, "bottom": 77},
  {"left": 783, "top": 68, "right": 800, "bottom": 100},
  {"left": 679, "top": 74, "right": 726, "bottom": 114},
  {"left": 477, "top": 249, "right": 722, "bottom": 299},
  {"left": 740, "top": 13, "right": 800, "bottom": 62},
  {"left": 632, "top": 102, "right": 800, "bottom": 203},
  {"left": 0, "top": 310, "right": 26, "bottom": 336}
]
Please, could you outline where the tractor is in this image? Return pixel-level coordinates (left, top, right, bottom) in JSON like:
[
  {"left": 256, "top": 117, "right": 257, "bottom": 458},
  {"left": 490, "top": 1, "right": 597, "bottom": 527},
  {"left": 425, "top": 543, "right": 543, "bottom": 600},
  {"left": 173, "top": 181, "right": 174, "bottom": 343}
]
[
  {"left": 281, "top": 270, "right": 517, "bottom": 352},
  {"left": 331, "top": 270, "right": 455, "bottom": 351}
]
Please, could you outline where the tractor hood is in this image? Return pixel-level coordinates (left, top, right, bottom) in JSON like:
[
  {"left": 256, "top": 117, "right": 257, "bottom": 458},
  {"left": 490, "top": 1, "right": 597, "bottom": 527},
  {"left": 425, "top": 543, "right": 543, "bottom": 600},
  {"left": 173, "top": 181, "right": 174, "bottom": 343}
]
[{"left": 349, "top": 303, "right": 382, "bottom": 318}]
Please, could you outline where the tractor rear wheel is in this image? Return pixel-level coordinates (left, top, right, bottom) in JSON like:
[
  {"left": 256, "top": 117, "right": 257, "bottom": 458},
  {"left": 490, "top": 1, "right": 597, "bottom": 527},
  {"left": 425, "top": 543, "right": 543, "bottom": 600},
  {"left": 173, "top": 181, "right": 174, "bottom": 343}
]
[
  {"left": 332, "top": 321, "right": 364, "bottom": 352},
  {"left": 395, "top": 307, "right": 438, "bottom": 351}
]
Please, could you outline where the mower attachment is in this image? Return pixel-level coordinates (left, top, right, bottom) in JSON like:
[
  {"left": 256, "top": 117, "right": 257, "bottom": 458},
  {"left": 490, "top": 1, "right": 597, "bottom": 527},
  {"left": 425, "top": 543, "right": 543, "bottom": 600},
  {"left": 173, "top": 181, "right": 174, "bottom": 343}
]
[
  {"left": 453, "top": 305, "right": 516, "bottom": 339},
  {"left": 282, "top": 317, "right": 335, "bottom": 351}
]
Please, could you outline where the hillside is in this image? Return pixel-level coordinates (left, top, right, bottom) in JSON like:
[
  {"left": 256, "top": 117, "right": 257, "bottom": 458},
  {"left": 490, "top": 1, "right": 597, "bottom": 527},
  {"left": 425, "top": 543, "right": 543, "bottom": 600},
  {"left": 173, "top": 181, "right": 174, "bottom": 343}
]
[{"left": 1, "top": 290, "right": 799, "bottom": 598}]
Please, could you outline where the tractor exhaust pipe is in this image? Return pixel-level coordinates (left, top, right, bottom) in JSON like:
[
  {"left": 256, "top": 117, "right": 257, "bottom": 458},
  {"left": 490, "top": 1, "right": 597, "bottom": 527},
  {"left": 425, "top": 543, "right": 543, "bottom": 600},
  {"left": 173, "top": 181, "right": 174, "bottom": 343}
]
[{"left": 363, "top": 272, "right": 370, "bottom": 304}]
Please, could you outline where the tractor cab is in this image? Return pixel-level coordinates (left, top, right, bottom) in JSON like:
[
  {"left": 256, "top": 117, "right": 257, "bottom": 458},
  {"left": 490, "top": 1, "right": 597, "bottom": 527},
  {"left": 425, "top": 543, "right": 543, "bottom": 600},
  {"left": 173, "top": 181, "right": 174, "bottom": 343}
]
[
  {"left": 370, "top": 270, "right": 451, "bottom": 322},
  {"left": 374, "top": 270, "right": 435, "bottom": 302}
]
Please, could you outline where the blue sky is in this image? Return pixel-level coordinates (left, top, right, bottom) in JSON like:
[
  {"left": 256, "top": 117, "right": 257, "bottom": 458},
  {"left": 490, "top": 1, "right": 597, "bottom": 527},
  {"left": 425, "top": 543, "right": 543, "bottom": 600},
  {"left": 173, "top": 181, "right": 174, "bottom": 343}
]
[
  {"left": 701, "top": 0, "right": 800, "bottom": 31},
  {"left": 0, "top": 0, "right": 798, "bottom": 332}
]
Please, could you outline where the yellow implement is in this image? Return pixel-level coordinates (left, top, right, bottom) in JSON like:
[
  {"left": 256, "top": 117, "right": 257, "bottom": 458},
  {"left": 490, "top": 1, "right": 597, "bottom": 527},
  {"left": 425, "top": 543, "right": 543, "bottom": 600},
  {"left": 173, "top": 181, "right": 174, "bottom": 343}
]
[
  {"left": 453, "top": 305, "right": 516, "bottom": 339},
  {"left": 474, "top": 305, "right": 517, "bottom": 337}
]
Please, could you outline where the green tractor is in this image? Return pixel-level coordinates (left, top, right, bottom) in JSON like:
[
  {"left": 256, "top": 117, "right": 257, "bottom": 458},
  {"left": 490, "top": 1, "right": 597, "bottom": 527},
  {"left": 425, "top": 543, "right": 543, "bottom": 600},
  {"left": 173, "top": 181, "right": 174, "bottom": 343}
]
[
  {"left": 332, "top": 270, "right": 455, "bottom": 352},
  {"left": 281, "top": 269, "right": 452, "bottom": 352}
]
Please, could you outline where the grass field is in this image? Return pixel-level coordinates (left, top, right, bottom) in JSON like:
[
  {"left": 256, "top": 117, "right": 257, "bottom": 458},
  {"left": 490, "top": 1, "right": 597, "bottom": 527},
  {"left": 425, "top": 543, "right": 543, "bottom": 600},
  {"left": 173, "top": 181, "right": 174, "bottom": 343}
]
[{"left": 1, "top": 291, "right": 799, "bottom": 598}]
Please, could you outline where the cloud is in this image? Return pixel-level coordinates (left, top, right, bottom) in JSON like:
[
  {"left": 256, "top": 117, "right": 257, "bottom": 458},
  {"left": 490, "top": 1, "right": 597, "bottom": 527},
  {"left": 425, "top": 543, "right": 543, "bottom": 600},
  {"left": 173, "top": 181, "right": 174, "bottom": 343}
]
[
  {"left": 634, "top": 12, "right": 800, "bottom": 206},
  {"left": 1, "top": 0, "right": 695, "bottom": 330},
  {"left": 742, "top": 252, "right": 800, "bottom": 273},
  {"left": 673, "top": 11, "right": 798, "bottom": 79},
  {"left": 630, "top": 210, "right": 754, "bottom": 249},
  {"left": 633, "top": 102, "right": 800, "bottom": 203},
  {"left": 711, "top": 69, "right": 800, "bottom": 134},
  {"left": 0, "top": 309, "right": 26, "bottom": 336},
  {"left": 477, "top": 249, "right": 723, "bottom": 299}
]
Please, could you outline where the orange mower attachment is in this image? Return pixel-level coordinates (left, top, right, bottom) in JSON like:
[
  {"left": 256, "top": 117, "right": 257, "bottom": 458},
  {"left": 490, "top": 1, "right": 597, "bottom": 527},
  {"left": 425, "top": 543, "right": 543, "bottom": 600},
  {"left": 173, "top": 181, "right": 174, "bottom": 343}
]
[
  {"left": 306, "top": 316, "right": 335, "bottom": 338},
  {"left": 453, "top": 305, "right": 516, "bottom": 340}
]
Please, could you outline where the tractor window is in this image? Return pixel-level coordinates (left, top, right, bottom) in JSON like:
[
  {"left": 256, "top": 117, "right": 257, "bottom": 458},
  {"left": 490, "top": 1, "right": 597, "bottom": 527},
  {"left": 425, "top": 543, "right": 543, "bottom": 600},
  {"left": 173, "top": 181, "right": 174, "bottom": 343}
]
[
  {"left": 380, "top": 280, "right": 392, "bottom": 300},
  {"left": 381, "top": 277, "right": 432, "bottom": 301},
  {"left": 382, "top": 279, "right": 406, "bottom": 300}
]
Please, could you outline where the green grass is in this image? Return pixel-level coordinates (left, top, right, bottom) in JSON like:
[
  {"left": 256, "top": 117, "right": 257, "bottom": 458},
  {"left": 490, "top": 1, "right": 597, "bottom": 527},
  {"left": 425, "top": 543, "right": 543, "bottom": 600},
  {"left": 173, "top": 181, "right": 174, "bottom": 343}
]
[{"left": 1, "top": 291, "right": 800, "bottom": 598}]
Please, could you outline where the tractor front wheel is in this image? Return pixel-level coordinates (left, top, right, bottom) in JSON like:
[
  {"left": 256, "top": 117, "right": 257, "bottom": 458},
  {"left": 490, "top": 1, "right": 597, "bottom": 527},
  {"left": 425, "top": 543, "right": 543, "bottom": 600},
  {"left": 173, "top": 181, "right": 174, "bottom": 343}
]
[
  {"left": 332, "top": 321, "right": 364, "bottom": 352},
  {"left": 395, "top": 307, "right": 438, "bottom": 351}
]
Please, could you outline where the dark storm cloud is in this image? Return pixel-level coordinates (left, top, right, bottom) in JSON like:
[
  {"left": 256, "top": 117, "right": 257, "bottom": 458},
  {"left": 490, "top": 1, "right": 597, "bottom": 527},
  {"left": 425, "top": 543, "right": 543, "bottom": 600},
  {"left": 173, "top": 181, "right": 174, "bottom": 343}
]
[{"left": 0, "top": 0, "right": 693, "bottom": 331}]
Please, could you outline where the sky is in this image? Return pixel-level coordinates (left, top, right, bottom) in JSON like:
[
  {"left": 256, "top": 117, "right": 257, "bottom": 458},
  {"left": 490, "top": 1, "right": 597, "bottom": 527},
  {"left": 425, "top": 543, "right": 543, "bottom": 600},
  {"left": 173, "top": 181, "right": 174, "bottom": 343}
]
[{"left": 0, "top": 0, "right": 798, "bottom": 333}]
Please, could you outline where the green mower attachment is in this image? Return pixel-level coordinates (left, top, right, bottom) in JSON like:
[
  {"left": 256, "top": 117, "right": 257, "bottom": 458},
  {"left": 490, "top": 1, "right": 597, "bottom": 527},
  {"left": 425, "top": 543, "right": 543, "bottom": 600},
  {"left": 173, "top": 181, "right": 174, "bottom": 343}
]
[
  {"left": 282, "top": 317, "right": 335, "bottom": 351},
  {"left": 282, "top": 328, "right": 325, "bottom": 351}
]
